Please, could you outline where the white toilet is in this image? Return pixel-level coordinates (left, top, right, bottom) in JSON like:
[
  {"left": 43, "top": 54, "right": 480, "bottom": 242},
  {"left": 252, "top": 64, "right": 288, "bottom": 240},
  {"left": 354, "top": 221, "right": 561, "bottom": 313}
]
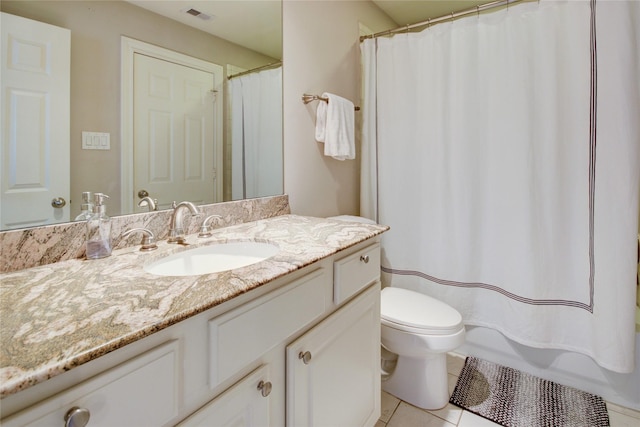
[{"left": 381, "top": 287, "right": 465, "bottom": 410}]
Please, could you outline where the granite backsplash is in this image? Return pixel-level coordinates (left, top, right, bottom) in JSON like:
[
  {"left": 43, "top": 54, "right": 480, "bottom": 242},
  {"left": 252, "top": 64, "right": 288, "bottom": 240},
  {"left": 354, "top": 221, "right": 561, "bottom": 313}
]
[{"left": 0, "top": 195, "right": 290, "bottom": 273}]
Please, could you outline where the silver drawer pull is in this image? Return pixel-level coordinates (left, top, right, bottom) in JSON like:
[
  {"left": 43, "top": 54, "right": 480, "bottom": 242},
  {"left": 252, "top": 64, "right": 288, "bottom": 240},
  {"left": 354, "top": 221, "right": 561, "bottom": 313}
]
[
  {"left": 360, "top": 255, "right": 370, "bottom": 264},
  {"left": 257, "top": 380, "right": 272, "bottom": 397},
  {"left": 299, "top": 351, "right": 312, "bottom": 364},
  {"left": 64, "top": 407, "right": 90, "bottom": 427}
]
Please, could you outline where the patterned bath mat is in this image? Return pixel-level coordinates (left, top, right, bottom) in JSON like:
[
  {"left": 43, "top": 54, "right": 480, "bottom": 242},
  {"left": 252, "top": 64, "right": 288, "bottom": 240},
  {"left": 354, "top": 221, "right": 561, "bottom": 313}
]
[{"left": 450, "top": 357, "right": 610, "bottom": 427}]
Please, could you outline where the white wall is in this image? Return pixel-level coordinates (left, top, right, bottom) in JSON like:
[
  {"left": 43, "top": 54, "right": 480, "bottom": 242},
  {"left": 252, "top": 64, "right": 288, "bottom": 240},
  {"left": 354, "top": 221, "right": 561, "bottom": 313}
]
[{"left": 282, "top": 1, "right": 395, "bottom": 217}]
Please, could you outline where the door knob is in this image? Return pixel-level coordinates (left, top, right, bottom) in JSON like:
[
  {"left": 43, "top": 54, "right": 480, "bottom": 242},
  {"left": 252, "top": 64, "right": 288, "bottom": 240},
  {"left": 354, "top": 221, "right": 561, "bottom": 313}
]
[
  {"left": 51, "top": 197, "right": 67, "bottom": 208},
  {"left": 137, "top": 189, "right": 149, "bottom": 198}
]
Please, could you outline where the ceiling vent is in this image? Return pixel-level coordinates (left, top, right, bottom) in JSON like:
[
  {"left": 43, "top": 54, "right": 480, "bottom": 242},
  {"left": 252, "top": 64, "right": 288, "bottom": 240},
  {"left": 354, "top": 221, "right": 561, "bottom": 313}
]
[{"left": 184, "top": 8, "right": 213, "bottom": 21}]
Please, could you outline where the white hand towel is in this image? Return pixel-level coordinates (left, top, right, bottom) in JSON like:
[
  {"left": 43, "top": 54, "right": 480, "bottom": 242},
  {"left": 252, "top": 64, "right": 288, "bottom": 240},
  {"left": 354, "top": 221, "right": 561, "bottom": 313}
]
[{"left": 314, "top": 92, "right": 355, "bottom": 160}]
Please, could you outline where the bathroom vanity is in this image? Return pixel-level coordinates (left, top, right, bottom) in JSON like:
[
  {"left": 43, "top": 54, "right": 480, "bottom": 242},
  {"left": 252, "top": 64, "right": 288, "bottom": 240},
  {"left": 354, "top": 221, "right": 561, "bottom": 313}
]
[{"left": 0, "top": 215, "right": 387, "bottom": 426}]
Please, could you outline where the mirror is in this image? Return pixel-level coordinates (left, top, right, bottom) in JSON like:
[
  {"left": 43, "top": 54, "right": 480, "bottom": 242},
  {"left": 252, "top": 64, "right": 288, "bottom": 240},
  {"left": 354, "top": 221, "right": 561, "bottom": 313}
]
[{"left": 0, "top": 0, "right": 282, "bottom": 231}]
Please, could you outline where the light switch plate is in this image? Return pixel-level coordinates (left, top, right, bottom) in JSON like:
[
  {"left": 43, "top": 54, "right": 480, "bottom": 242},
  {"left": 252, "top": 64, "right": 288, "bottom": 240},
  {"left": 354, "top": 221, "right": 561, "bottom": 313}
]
[{"left": 82, "top": 131, "right": 110, "bottom": 150}]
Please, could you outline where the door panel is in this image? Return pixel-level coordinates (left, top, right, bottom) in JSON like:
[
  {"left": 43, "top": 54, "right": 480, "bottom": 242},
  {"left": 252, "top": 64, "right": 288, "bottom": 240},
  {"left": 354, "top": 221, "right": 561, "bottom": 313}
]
[
  {"left": 133, "top": 53, "right": 218, "bottom": 212},
  {"left": 1, "top": 12, "right": 70, "bottom": 230}
]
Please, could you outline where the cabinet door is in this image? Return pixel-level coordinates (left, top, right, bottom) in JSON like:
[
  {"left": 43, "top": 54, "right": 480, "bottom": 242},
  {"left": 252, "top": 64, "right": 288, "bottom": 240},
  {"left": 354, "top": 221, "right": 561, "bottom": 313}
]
[
  {"left": 178, "top": 365, "right": 272, "bottom": 427},
  {"left": 286, "top": 284, "right": 381, "bottom": 427}
]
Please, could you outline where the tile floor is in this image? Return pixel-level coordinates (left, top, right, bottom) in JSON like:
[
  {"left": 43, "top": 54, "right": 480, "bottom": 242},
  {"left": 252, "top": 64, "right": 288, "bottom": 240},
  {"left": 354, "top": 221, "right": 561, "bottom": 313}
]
[{"left": 375, "top": 353, "right": 640, "bottom": 427}]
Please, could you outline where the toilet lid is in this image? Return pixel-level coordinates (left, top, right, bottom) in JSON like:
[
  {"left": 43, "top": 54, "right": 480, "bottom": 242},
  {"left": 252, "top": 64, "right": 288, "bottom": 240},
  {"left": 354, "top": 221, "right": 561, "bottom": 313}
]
[{"left": 381, "top": 287, "right": 463, "bottom": 334}]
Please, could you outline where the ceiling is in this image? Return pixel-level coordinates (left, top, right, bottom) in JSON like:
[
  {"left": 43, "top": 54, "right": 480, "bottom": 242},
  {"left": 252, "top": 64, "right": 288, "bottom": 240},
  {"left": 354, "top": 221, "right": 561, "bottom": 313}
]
[
  {"left": 125, "top": 1, "right": 488, "bottom": 59},
  {"left": 126, "top": 1, "right": 282, "bottom": 59},
  {"left": 372, "top": 0, "right": 487, "bottom": 27}
]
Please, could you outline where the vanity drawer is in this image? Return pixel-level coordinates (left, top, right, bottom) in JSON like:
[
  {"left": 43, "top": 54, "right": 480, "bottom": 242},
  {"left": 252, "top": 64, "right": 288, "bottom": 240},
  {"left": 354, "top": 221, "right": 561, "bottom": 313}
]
[
  {"left": 3, "top": 340, "right": 180, "bottom": 427},
  {"left": 333, "top": 243, "right": 380, "bottom": 305},
  {"left": 209, "top": 268, "right": 330, "bottom": 388}
]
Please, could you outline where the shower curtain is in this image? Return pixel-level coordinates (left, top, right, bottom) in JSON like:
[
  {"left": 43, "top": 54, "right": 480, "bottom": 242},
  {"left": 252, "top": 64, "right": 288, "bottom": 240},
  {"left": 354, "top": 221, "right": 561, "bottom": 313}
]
[
  {"left": 229, "top": 67, "right": 283, "bottom": 199},
  {"left": 361, "top": 0, "right": 640, "bottom": 372}
]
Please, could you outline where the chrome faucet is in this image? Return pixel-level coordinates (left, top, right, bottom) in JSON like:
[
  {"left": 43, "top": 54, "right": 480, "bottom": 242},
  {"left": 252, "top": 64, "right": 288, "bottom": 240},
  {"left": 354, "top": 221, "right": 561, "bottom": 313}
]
[
  {"left": 168, "top": 201, "right": 200, "bottom": 244},
  {"left": 138, "top": 196, "right": 158, "bottom": 212}
]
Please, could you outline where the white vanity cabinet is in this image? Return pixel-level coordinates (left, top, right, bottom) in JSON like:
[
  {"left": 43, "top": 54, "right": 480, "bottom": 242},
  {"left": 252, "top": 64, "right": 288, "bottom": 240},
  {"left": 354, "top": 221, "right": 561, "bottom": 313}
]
[
  {"left": 1, "top": 239, "right": 382, "bottom": 427},
  {"left": 286, "top": 243, "right": 381, "bottom": 427}
]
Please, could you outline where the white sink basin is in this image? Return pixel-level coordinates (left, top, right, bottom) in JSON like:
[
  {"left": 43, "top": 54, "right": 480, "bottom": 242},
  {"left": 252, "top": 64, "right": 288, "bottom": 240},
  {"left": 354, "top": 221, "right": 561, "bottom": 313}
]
[{"left": 144, "top": 241, "right": 280, "bottom": 277}]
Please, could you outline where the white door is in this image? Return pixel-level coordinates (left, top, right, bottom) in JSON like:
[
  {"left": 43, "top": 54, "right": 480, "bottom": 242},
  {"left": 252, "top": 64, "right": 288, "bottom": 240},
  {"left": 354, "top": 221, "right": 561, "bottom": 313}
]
[
  {"left": 286, "top": 285, "right": 381, "bottom": 427},
  {"left": 1, "top": 13, "right": 70, "bottom": 230},
  {"left": 133, "top": 53, "right": 218, "bottom": 212}
]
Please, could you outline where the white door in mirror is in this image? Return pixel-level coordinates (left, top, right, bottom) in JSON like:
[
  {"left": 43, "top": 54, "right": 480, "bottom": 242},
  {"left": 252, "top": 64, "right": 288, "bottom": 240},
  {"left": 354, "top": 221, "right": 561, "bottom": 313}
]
[
  {"left": 1, "top": 13, "right": 70, "bottom": 230},
  {"left": 144, "top": 242, "right": 279, "bottom": 277},
  {"left": 133, "top": 53, "right": 221, "bottom": 212}
]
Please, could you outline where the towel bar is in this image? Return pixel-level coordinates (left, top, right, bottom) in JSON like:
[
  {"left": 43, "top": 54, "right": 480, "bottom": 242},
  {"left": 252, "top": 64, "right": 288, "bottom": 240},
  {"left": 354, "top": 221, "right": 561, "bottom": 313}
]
[{"left": 302, "top": 94, "right": 360, "bottom": 111}]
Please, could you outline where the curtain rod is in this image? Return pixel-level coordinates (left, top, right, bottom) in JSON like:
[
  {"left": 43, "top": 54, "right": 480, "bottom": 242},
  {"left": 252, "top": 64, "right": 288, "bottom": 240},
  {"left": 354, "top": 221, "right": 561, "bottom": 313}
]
[
  {"left": 360, "top": 0, "right": 530, "bottom": 41},
  {"left": 227, "top": 61, "right": 282, "bottom": 80}
]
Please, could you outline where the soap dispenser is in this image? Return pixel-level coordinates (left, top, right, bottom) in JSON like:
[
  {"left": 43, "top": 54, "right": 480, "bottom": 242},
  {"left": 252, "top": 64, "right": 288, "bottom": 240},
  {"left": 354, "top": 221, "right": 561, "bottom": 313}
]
[
  {"left": 74, "top": 191, "right": 94, "bottom": 221},
  {"left": 86, "top": 193, "right": 112, "bottom": 259}
]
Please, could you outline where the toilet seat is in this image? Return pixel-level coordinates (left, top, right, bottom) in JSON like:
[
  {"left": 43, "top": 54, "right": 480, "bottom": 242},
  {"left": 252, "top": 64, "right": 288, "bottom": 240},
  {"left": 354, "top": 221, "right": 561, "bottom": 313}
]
[{"left": 381, "top": 287, "right": 463, "bottom": 335}]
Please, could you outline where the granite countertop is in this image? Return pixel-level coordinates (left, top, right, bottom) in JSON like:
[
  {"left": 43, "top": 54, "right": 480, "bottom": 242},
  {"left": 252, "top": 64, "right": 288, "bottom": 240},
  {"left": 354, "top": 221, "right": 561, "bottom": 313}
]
[{"left": 0, "top": 214, "right": 388, "bottom": 398}]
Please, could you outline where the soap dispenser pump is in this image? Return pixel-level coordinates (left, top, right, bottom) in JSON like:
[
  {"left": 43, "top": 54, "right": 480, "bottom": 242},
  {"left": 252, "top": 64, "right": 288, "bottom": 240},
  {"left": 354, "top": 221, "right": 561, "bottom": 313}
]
[
  {"left": 74, "top": 191, "right": 94, "bottom": 221},
  {"left": 86, "top": 193, "right": 112, "bottom": 259}
]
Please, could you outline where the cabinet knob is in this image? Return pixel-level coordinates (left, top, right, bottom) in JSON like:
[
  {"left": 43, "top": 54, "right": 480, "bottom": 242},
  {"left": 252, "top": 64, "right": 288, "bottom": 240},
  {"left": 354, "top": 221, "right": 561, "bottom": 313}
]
[
  {"left": 360, "top": 254, "right": 370, "bottom": 264},
  {"left": 257, "top": 380, "right": 272, "bottom": 397},
  {"left": 299, "top": 351, "right": 312, "bottom": 364},
  {"left": 64, "top": 407, "right": 90, "bottom": 427}
]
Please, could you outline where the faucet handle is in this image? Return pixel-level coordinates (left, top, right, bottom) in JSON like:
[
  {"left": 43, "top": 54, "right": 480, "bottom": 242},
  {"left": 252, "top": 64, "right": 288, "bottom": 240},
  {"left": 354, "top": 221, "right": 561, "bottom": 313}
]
[
  {"left": 198, "top": 215, "right": 222, "bottom": 238},
  {"left": 122, "top": 228, "right": 158, "bottom": 251}
]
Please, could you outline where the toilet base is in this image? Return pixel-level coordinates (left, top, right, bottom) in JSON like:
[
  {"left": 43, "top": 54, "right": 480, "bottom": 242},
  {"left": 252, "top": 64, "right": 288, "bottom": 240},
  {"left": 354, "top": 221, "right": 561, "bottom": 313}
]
[{"left": 382, "top": 351, "right": 449, "bottom": 410}]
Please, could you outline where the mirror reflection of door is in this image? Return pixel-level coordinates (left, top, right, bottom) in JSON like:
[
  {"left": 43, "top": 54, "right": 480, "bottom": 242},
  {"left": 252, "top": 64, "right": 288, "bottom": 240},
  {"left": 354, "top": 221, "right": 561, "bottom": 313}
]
[
  {"left": 1, "top": 12, "right": 70, "bottom": 230},
  {"left": 133, "top": 53, "right": 221, "bottom": 212}
]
